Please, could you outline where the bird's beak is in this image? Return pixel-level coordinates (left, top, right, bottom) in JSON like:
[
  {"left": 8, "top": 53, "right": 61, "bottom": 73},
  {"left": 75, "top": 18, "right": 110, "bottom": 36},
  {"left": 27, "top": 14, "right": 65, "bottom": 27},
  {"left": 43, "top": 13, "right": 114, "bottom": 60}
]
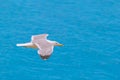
[{"left": 57, "top": 43, "right": 64, "bottom": 46}]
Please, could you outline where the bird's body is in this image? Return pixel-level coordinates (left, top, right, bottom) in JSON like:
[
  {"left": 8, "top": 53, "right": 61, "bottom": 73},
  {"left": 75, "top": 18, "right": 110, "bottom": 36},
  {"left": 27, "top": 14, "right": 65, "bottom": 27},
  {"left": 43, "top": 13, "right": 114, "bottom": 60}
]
[{"left": 16, "top": 34, "right": 63, "bottom": 60}]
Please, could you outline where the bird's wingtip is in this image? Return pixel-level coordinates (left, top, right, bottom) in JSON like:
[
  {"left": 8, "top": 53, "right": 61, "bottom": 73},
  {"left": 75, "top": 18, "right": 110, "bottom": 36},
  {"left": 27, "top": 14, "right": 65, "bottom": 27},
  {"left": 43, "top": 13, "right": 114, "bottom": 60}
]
[
  {"left": 16, "top": 44, "right": 22, "bottom": 46},
  {"left": 16, "top": 44, "right": 19, "bottom": 46}
]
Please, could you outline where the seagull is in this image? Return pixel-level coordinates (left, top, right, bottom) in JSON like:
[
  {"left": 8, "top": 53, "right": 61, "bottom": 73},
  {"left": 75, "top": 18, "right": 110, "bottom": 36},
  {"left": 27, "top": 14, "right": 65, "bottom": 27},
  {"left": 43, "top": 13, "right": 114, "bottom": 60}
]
[{"left": 16, "top": 34, "right": 63, "bottom": 60}]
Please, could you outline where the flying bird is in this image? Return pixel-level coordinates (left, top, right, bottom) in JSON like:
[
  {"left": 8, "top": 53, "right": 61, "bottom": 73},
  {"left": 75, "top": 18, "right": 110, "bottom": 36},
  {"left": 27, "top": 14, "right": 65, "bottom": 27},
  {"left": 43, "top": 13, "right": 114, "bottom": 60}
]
[{"left": 16, "top": 34, "right": 63, "bottom": 60}]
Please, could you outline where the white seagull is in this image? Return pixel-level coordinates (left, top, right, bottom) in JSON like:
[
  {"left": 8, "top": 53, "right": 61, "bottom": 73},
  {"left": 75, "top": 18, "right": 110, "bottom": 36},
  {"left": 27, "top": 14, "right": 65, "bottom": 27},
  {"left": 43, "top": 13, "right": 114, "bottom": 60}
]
[{"left": 16, "top": 34, "right": 63, "bottom": 60}]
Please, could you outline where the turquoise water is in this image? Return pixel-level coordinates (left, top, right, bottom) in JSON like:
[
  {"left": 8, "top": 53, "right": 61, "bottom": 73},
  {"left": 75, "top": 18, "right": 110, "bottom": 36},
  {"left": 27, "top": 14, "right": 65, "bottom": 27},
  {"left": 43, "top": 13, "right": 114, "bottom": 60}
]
[{"left": 0, "top": 0, "right": 120, "bottom": 80}]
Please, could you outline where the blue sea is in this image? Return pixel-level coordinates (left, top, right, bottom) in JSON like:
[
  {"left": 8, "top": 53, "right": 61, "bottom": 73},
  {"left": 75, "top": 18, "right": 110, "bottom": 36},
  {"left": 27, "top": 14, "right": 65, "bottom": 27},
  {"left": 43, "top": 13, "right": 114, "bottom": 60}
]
[{"left": 0, "top": 0, "right": 120, "bottom": 80}]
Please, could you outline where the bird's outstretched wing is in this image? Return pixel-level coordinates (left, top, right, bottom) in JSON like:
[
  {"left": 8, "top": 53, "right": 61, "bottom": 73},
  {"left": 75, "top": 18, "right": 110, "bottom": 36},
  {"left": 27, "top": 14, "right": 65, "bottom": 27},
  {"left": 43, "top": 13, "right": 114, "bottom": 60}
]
[
  {"left": 31, "top": 34, "right": 48, "bottom": 42},
  {"left": 35, "top": 43, "right": 53, "bottom": 60}
]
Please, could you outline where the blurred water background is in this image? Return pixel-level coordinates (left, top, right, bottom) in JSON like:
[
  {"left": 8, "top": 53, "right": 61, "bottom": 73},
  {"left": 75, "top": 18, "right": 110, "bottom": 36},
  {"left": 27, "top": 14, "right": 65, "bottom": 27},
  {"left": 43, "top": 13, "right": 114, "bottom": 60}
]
[{"left": 0, "top": 0, "right": 120, "bottom": 80}]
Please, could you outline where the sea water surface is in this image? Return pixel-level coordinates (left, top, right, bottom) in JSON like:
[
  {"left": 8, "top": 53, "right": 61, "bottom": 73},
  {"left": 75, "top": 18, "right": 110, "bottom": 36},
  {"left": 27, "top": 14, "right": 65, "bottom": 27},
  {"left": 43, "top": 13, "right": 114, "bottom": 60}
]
[{"left": 0, "top": 0, "right": 120, "bottom": 80}]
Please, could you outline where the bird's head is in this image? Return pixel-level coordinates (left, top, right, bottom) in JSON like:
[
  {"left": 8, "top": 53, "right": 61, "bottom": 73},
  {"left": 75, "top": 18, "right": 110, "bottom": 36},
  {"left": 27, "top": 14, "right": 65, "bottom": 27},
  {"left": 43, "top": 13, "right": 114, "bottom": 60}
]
[{"left": 52, "top": 41, "right": 63, "bottom": 46}]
